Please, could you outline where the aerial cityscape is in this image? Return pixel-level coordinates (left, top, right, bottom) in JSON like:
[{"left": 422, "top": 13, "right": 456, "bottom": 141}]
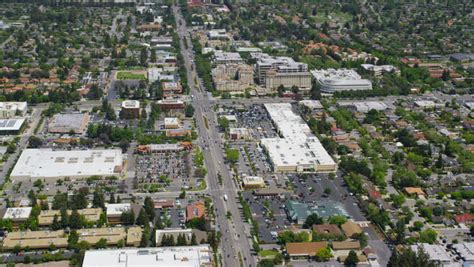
[{"left": 0, "top": 0, "right": 473, "bottom": 266}]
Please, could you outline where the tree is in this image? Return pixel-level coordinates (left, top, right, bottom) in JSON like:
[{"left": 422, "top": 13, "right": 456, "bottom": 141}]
[
  {"left": 328, "top": 215, "right": 347, "bottom": 226},
  {"left": 144, "top": 196, "right": 155, "bottom": 221},
  {"left": 95, "top": 238, "right": 107, "bottom": 249},
  {"left": 69, "top": 209, "right": 83, "bottom": 229},
  {"left": 344, "top": 250, "right": 359, "bottom": 266},
  {"left": 277, "top": 85, "right": 285, "bottom": 97},
  {"left": 217, "top": 116, "right": 229, "bottom": 130},
  {"left": 140, "top": 47, "right": 148, "bottom": 66},
  {"left": 51, "top": 214, "right": 61, "bottom": 231},
  {"left": 186, "top": 216, "right": 206, "bottom": 231},
  {"left": 185, "top": 105, "right": 194, "bottom": 117},
  {"left": 225, "top": 148, "right": 239, "bottom": 163},
  {"left": 92, "top": 188, "right": 105, "bottom": 210},
  {"left": 136, "top": 208, "right": 150, "bottom": 226},
  {"left": 191, "top": 233, "right": 198, "bottom": 245},
  {"left": 303, "top": 214, "right": 323, "bottom": 228},
  {"left": 177, "top": 233, "right": 187, "bottom": 246},
  {"left": 109, "top": 193, "right": 116, "bottom": 204},
  {"left": 388, "top": 247, "right": 436, "bottom": 267},
  {"left": 315, "top": 247, "right": 333, "bottom": 262},
  {"left": 179, "top": 190, "right": 186, "bottom": 199},
  {"left": 140, "top": 226, "right": 150, "bottom": 247},
  {"left": 57, "top": 207, "right": 69, "bottom": 228},
  {"left": 28, "top": 136, "right": 43, "bottom": 148},
  {"left": 68, "top": 230, "right": 79, "bottom": 249},
  {"left": 121, "top": 210, "right": 135, "bottom": 225},
  {"left": 419, "top": 229, "right": 437, "bottom": 244}
]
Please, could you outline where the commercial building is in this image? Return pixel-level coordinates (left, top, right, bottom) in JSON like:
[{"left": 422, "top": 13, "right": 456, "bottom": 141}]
[
  {"left": 0, "top": 102, "right": 27, "bottom": 118},
  {"left": 136, "top": 143, "right": 184, "bottom": 154},
  {"left": 313, "top": 224, "right": 344, "bottom": 237},
  {"left": 286, "top": 200, "right": 349, "bottom": 225},
  {"left": 453, "top": 242, "right": 474, "bottom": 265},
  {"left": 77, "top": 227, "right": 127, "bottom": 245},
  {"left": 164, "top": 117, "right": 180, "bottom": 129},
  {"left": 121, "top": 100, "right": 140, "bottom": 119},
  {"left": 158, "top": 99, "right": 185, "bottom": 110},
  {"left": 126, "top": 226, "right": 143, "bottom": 247},
  {"left": 186, "top": 201, "right": 206, "bottom": 222},
  {"left": 2, "top": 207, "right": 32, "bottom": 226},
  {"left": 10, "top": 148, "right": 124, "bottom": 181},
  {"left": 411, "top": 244, "right": 454, "bottom": 266},
  {"left": 229, "top": 128, "right": 251, "bottom": 140},
  {"left": 341, "top": 220, "right": 363, "bottom": 238},
  {"left": 211, "top": 64, "right": 254, "bottom": 92},
  {"left": 337, "top": 101, "right": 388, "bottom": 113},
  {"left": 0, "top": 118, "right": 26, "bottom": 135},
  {"left": 361, "top": 64, "right": 400, "bottom": 77},
  {"left": 299, "top": 100, "right": 323, "bottom": 110},
  {"left": 208, "top": 29, "right": 230, "bottom": 40},
  {"left": 48, "top": 113, "right": 91, "bottom": 134},
  {"left": 82, "top": 245, "right": 213, "bottom": 267},
  {"left": 241, "top": 175, "right": 265, "bottom": 189},
  {"left": 260, "top": 103, "right": 336, "bottom": 173},
  {"left": 162, "top": 82, "right": 183, "bottom": 96},
  {"left": 253, "top": 53, "right": 311, "bottom": 90},
  {"left": 3, "top": 230, "right": 68, "bottom": 250},
  {"left": 213, "top": 52, "right": 243, "bottom": 65},
  {"left": 106, "top": 203, "right": 132, "bottom": 224},
  {"left": 38, "top": 208, "right": 102, "bottom": 226},
  {"left": 311, "top": 69, "right": 372, "bottom": 93},
  {"left": 286, "top": 242, "right": 329, "bottom": 260}
]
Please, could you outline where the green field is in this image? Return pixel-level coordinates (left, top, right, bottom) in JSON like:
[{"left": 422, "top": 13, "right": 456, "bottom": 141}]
[{"left": 116, "top": 71, "right": 146, "bottom": 80}]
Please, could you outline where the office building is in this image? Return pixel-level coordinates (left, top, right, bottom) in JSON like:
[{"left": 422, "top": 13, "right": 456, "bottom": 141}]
[
  {"left": 3, "top": 230, "right": 68, "bottom": 250},
  {"left": 10, "top": 149, "right": 124, "bottom": 181},
  {"left": 121, "top": 100, "right": 140, "bottom": 119},
  {"left": 260, "top": 103, "right": 336, "bottom": 173},
  {"left": 0, "top": 118, "right": 26, "bottom": 135},
  {"left": 213, "top": 52, "right": 243, "bottom": 65},
  {"left": 3, "top": 207, "right": 32, "bottom": 225},
  {"left": 164, "top": 117, "right": 180, "bottom": 129},
  {"left": 253, "top": 53, "right": 311, "bottom": 90},
  {"left": 0, "top": 102, "right": 27, "bottom": 118},
  {"left": 241, "top": 175, "right": 265, "bottom": 189},
  {"left": 106, "top": 203, "right": 132, "bottom": 224},
  {"left": 82, "top": 245, "right": 213, "bottom": 267},
  {"left": 212, "top": 64, "right": 254, "bottom": 92},
  {"left": 311, "top": 69, "right": 372, "bottom": 93}
]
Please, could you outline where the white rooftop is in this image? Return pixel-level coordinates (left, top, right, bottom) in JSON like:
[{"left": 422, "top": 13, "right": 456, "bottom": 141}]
[
  {"left": 410, "top": 244, "right": 454, "bottom": 265},
  {"left": 0, "top": 118, "right": 25, "bottom": 131},
  {"left": 82, "top": 245, "right": 213, "bottom": 267},
  {"left": 299, "top": 100, "right": 323, "bottom": 110},
  {"left": 164, "top": 117, "right": 179, "bottom": 125},
  {"left": 453, "top": 242, "right": 474, "bottom": 262},
  {"left": 11, "top": 149, "right": 123, "bottom": 180},
  {"left": 311, "top": 69, "right": 372, "bottom": 86},
  {"left": 122, "top": 100, "right": 140, "bottom": 109},
  {"left": 261, "top": 103, "right": 335, "bottom": 170},
  {"left": 242, "top": 176, "right": 264, "bottom": 184},
  {"left": 3, "top": 207, "right": 32, "bottom": 220},
  {"left": 338, "top": 101, "right": 388, "bottom": 113},
  {"left": 106, "top": 203, "right": 131, "bottom": 216}
]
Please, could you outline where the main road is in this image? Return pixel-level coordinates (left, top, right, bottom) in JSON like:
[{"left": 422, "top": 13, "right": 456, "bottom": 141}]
[{"left": 172, "top": 5, "right": 256, "bottom": 267}]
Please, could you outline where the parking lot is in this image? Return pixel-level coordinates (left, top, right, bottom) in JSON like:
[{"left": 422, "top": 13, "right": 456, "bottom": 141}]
[{"left": 135, "top": 151, "right": 198, "bottom": 192}]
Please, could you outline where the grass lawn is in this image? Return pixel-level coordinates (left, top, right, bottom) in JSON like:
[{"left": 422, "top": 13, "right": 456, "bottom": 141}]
[
  {"left": 259, "top": 250, "right": 279, "bottom": 258},
  {"left": 116, "top": 71, "right": 146, "bottom": 80}
]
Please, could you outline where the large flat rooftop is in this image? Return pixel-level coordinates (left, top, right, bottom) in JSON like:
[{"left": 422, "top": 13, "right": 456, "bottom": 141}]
[
  {"left": 82, "top": 245, "right": 213, "bottom": 267},
  {"left": 10, "top": 148, "right": 123, "bottom": 180},
  {"left": 260, "top": 103, "right": 336, "bottom": 172}
]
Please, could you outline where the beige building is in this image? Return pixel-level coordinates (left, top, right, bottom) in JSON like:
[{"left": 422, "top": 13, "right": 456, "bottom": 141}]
[
  {"left": 3, "top": 230, "right": 68, "bottom": 250},
  {"left": 77, "top": 227, "right": 126, "bottom": 246},
  {"left": 265, "top": 70, "right": 312, "bottom": 91},
  {"left": 241, "top": 176, "right": 265, "bottom": 189},
  {"left": 212, "top": 64, "right": 254, "bottom": 93},
  {"left": 126, "top": 226, "right": 143, "bottom": 247},
  {"left": 164, "top": 117, "right": 180, "bottom": 129},
  {"left": 229, "top": 128, "right": 251, "bottom": 140},
  {"left": 38, "top": 208, "right": 102, "bottom": 226}
]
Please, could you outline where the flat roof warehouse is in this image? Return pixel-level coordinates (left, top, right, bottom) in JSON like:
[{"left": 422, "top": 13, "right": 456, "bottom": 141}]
[
  {"left": 260, "top": 103, "right": 336, "bottom": 173},
  {"left": 10, "top": 148, "right": 124, "bottom": 181}
]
